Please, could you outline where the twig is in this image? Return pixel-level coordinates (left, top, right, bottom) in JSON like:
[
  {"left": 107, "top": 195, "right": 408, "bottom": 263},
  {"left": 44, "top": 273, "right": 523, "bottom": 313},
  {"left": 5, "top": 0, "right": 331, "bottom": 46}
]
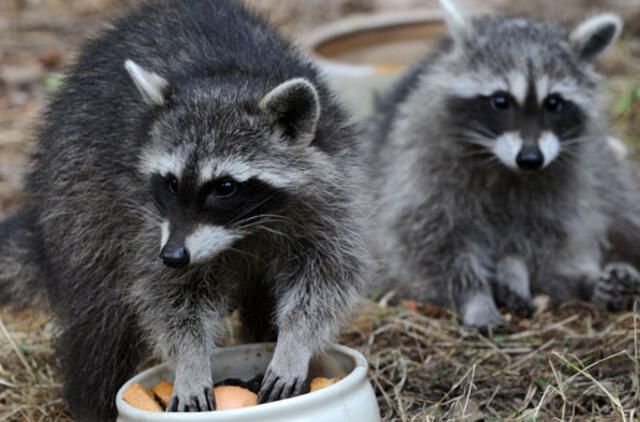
[
  {"left": 436, "top": 365, "right": 474, "bottom": 406},
  {"left": 507, "top": 315, "right": 579, "bottom": 340},
  {"left": 0, "top": 315, "right": 35, "bottom": 382},
  {"left": 0, "top": 406, "right": 24, "bottom": 422},
  {"left": 553, "top": 352, "right": 628, "bottom": 422},
  {"left": 461, "top": 364, "right": 476, "bottom": 418},
  {"left": 485, "top": 384, "right": 500, "bottom": 409},
  {"left": 532, "top": 384, "right": 556, "bottom": 419},
  {"left": 506, "top": 338, "right": 555, "bottom": 371},
  {"left": 549, "top": 358, "right": 567, "bottom": 420}
]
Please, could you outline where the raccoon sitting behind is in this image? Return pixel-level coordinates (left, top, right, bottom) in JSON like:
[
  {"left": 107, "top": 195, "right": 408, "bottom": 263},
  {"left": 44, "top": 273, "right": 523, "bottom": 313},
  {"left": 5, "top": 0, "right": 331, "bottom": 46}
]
[
  {"left": 367, "top": 0, "right": 640, "bottom": 328},
  {"left": 0, "top": 0, "right": 368, "bottom": 420}
]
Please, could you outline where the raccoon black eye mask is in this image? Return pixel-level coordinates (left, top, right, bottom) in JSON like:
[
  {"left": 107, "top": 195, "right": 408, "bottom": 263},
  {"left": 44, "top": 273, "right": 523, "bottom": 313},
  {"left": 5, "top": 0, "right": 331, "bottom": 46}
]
[
  {"left": 447, "top": 89, "right": 586, "bottom": 171},
  {"left": 151, "top": 172, "right": 289, "bottom": 268},
  {"left": 151, "top": 173, "right": 287, "bottom": 228}
]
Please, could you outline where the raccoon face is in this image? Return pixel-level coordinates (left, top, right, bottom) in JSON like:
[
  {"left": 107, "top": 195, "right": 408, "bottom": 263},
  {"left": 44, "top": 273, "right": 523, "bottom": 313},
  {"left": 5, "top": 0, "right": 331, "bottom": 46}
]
[
  {"left": 447, "top": 86, "right": 585, "bottom": 171},
  {"left": 150, "top": 172, "right": 288, "bottom": 268},
  {"left": 125, "top": 61, "right": 320, "bottom": 267},
  {"left": 437, "top": 0, "right": 622, "bottom": 172}
]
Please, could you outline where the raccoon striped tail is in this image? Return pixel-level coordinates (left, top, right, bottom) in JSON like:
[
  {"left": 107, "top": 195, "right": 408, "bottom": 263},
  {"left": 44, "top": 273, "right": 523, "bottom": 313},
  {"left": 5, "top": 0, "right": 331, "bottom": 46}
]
[{"left": 0, "top": 207, "right": 45, "bottom": 310}]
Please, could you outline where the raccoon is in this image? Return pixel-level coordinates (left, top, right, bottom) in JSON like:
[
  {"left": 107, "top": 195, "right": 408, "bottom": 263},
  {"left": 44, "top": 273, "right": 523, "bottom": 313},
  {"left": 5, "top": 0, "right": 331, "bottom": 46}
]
[
  {"left": 0, "top": 0, "right": 368, "bottom": 420},
  {"left": 367, "top": 0, "right": 640, "bottom": 328}
]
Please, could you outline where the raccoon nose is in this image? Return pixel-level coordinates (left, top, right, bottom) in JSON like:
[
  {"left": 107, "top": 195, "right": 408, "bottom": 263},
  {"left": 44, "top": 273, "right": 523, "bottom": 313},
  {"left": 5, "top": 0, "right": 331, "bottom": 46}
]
[
  {"left": 516, "top": 146, "right": 544, "bottom": 170},
  {"left": 161, "top": 246, "right": 190, "bottom": 268}
]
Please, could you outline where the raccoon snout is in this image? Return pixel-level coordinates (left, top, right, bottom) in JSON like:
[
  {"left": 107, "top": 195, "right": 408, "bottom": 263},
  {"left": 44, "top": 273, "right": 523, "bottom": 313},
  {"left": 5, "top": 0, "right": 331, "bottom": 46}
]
[
  {"left": 161, "top": 245, "right": 190, "bottom": 268},
  {"left": 516, "top": 146, "right": 544, "bottom": 171}
]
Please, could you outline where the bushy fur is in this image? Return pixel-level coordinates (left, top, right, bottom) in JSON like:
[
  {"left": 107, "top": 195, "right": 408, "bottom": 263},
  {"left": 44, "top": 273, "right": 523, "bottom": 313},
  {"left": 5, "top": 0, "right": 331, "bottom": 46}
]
[
  {"left": 0, "top": 1, "right": 368, "bottom": 420},
  {"left": 367, "top": 3, "right": 640, "bottom": 327},
  {"left": 0, "top": 207, "right": 46, "bottom": 310}
]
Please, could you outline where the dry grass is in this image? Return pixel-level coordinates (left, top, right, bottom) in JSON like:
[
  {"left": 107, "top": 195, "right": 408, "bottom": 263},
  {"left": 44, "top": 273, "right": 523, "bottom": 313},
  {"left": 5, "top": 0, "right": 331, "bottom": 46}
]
[
  {"left": 1, "top": 0, "right": 640, "bottom": 421},
  {"left": 0, "top": 309, "right": 68, "bottom": 421},
  {"left": 2, "top": 300, "right": 640, "bottom": 421},
  {"left": 342, "top": 299, "right": 640, "bottom": 421}
]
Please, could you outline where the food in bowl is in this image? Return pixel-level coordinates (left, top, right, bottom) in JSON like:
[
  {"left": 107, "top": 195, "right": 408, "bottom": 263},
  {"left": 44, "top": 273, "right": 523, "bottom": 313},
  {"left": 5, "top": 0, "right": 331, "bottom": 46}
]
[
  {"left": 122, "top": 382, "right": 163, "bottom": 412},
  {"left": 309, "top": 377, "right": 342, "bottom": 392},
  {"left": 123, "top": 375, "right": 342, "bottom": 412}
]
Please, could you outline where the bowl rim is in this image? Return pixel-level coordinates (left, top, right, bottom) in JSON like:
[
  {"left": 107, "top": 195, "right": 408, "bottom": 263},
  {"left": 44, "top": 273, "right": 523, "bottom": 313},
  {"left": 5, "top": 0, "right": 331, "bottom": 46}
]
[
  {"left": 116, "top": 343, "right": 370, "bottom": 420},
  {"left": 302, "top": 9, "right": 444, "bottom": 74}
]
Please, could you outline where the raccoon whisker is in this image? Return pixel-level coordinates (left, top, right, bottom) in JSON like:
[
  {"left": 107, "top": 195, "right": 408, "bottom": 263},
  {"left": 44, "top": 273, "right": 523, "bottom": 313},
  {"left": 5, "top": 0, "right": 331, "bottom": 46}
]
[
  {"left": 458, "top": 129, "right": 491, "bottom": 137},
  {"left": 462, "top": 125, "right": 498, "bottom": 139},
  {"left": 558, "top": 149, "right": 581, "bottom": 159},
  {"left": 253, "top": 226, "right": 289, "bottom": 238},
  {"left": 457, "top": 146, "right": 494, "bottom": 159},
  {"left": 562, "top": 134, "right": 587, "bottom": 143},
  {"left": 253, "top": 218, "right": 314, "bottom": 239},
  {"left": 134, "top": 207, "right": 162, "bottom": 222},
  {"left": 558, "top": 143, "right": 588, "bottom": 159},
  {"left": 460, "top": 139, "right": 493, "bottom": 149},
  {"left": 233, "top": 219, "right": 290, "bottom": 237},
  {"left": 223, "top": 246, "right": 263, "bottom": 262},
  {"left": 232, "top": 213, "right": 293, "bottom": 226},
  {"left": 233, "top": 217, "right": 284, "bottom": 228},
  {"left": 121, "top": 205, "right": 161, "bottom": 223},
  {"left": 224, "top": 192, "right": 278, "bottom": 226},
  {"left": 117, "top": 197, "right": 159, "bottom": 214},
  {"left": 230, "top": 217, "right": 294, "bottom": 234},
  {"left": 236, "top": 224, "right": 290, "bottom": 237},
  {"left": 119, "top": 203, "right": 162, "bottom": 224},
  {"left": 456, "top": 134, "right": 495, "bottom": 149},
  {"left": 459, "top": 130, "right": 494, "bottom": 142},
  {"left": 477, "top": 157, "right": 503, "bottom": 170},
  {"left": 132, "top": 213, "right": 161, "bottom": 226},
  {"left": 561, "top": 139, "right": 587, "bottom": 148}
]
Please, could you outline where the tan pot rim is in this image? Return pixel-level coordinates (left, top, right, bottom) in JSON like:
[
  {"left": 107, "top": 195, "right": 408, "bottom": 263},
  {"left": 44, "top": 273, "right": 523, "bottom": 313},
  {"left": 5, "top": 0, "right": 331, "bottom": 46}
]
[{"left": 303, "top": 9, "right": 444, "bottom": 75}]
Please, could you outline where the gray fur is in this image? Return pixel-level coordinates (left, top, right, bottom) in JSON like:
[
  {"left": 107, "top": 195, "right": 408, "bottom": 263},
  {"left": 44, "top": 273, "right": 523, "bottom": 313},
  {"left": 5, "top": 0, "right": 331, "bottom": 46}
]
[
  {"left": 0, "top": 208, "right": 45, "bottom": 310},
  {"left": 366, "top": 0, "right": 640, "bottom": 328}
]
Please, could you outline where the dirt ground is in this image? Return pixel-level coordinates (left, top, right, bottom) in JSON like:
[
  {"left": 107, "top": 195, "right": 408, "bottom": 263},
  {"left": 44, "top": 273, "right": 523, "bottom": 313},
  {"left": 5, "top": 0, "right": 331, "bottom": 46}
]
[{"left": 1, "top": 0, "right": 640, "bottom": 421}]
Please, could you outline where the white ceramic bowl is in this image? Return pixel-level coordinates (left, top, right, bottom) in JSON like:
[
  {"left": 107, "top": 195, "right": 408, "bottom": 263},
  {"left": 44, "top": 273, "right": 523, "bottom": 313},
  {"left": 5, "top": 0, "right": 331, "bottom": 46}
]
[
  {"left": 115, "top": 343, "right": 380, "bottom": 422},
  {"left": 303, "top": 10, "right": 445, "bottom": 118}
]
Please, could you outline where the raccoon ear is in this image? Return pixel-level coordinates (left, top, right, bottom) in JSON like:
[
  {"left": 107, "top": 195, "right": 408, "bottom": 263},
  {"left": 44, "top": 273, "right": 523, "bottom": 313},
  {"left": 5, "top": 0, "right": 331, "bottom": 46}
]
[
  {"left": 438, "top": 0, "right": 472, "bottom": 44},
  {"left": 124, "top": 60, "right": 170, "bottom": 106},
  {"left": 259, "top": 78, "right": 320, "bottom": 147},
  {"left": 570, "top": 13, "right": 623, "bottom": 62}
]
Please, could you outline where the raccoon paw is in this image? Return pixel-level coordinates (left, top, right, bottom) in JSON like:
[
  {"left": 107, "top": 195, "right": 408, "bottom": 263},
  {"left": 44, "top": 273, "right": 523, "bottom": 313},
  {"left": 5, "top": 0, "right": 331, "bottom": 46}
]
[
  {"left": 461, "top": 293, "right": 504, "bottom": 330},
  {"left": 492, "top": 283, "right": 535, "bottom": 318},
  {"left": 593, "top": 262, "right": 640, "bottom": 311},
  {"left": 258, "top": 367, "right": 306, "bottom": 404},
  {"left": 258, "top": 347, "right": 309, "bottom": 404},
  {"left": 168, "top": 384, "right": 215, "bottom": 412}
]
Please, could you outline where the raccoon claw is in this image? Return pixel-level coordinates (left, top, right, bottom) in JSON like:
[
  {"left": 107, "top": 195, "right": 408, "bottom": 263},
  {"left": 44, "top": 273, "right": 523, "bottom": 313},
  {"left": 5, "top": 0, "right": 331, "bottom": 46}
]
[
  {"left": 593, "top": 263, "right": 640, "bottom": 311},
  {"left": 168, "top": 385, "right": 215, "bottom": 412},
  {"left": 258, "top": 369, "right": 304, "bottom": 404},
  {"left": 492, "top": 283, "right": 535, "bottom": 318}
]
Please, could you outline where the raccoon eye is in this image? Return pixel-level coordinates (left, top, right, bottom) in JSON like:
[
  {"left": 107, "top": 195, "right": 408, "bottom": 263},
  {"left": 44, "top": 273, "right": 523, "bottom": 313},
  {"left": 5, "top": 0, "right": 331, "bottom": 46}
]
[
  {"left": 544, "top": 94, "right": 564, "bottom": 113},
  {"left": 211, "top": 179, "right": 237, "bottom": 198},
  {"left": 165, "top": 174, "right": 178, "bottom": 194},
  {"left": 491, "top": 92, "right": 510, "bottom": 111}
]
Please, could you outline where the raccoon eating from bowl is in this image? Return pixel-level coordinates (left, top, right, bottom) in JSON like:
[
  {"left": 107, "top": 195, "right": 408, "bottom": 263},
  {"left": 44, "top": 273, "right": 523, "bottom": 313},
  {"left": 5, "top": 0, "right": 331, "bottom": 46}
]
[{"left": 0, "top": 0, "right": 369, "bottom": 420}]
